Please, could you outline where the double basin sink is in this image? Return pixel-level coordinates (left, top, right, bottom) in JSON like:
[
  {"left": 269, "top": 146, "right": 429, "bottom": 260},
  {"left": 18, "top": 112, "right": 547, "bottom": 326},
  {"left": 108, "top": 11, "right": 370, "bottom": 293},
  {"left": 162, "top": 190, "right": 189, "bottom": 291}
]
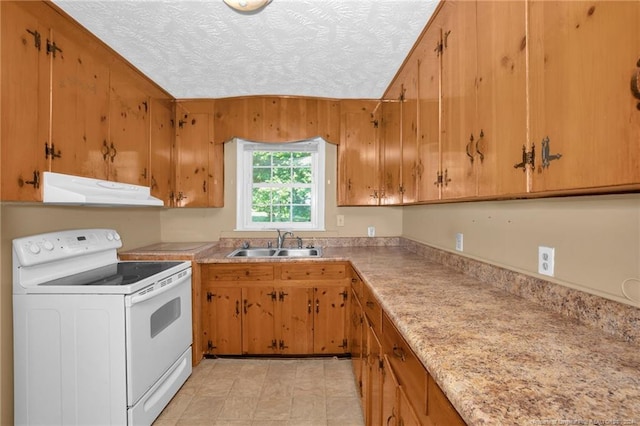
[{"left": 227, "top": 247, "right": 322, "bottom": 258}]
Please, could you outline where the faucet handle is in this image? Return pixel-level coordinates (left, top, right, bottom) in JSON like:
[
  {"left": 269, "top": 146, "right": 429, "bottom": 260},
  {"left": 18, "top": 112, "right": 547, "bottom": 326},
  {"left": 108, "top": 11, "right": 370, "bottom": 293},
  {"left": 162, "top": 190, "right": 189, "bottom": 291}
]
[{"left": 296, "top": 236, "right": 303, "bottom": 249}]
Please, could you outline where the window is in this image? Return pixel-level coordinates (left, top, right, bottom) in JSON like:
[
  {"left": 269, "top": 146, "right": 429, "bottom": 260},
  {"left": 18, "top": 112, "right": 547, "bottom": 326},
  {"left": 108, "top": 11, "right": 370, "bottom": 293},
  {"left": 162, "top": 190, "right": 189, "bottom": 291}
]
[{"left": 236, "top": 138, "right": 325, "bottom": 231}]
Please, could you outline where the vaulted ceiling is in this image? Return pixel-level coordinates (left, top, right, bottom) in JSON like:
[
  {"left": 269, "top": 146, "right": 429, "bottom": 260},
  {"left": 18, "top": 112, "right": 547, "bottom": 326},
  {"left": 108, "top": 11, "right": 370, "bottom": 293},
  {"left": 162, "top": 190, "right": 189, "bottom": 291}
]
[{"left": 52, "top": 0, "right": 439, "bottom": 99}]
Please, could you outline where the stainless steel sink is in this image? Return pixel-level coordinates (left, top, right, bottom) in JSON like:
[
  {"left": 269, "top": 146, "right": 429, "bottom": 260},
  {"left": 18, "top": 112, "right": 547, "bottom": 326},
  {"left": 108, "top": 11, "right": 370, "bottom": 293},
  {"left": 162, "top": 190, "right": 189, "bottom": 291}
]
[
  {"left": 227, "top": 248, "right": 277, "bottom": 257},
  {"left": 227, "top": 247, "right": 322, "bottom": 258},
  {"left": 276, "top": 248, "right": 322, "bottom": 257}
]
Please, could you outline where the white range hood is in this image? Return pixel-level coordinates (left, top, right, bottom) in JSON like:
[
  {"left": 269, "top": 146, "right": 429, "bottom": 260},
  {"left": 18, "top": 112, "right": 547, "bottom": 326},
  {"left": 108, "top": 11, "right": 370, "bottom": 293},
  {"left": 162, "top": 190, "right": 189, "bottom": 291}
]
[{"left": 43, "top": 172, "right": 163, "bottom": 207}]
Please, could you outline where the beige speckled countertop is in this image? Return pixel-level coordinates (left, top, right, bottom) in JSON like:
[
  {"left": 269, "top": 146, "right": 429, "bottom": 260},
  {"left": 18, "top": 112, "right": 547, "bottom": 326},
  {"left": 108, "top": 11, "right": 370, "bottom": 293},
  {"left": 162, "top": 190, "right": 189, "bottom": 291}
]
[{"left": 122, "top": 241, "right": 640, "bottom": 425}]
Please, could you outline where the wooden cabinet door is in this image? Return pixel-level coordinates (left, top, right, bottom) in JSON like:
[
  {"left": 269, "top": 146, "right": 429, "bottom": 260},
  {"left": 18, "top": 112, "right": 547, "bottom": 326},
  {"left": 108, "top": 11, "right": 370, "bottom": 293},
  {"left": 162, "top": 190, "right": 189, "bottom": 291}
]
[
  {"left": 367, "top": 325, "right": 383, "bottom": 426},
  {"left": 338, "top": 100, "right": 381, "bottom": 205},
  {"left": 381, "top": 100, "right": 402, "bottom": 205},
  {"left": 350, "top": 289, "right": 364, "bottom": 399},
  {"left": 278, "top": 286, "right": 313, "bottom": 354},
  {"left": 398, "top": 385, "right": 422, "bottom": 426},
  {"left": 242, "top": 286, "right": 278, "bottom": 354},
  {"left": 381, "top": 356, "right": 400, "bottom": 426},
  {"left": 149, "top": 98, "right": 174, "bottom": 204},
  {"left": 417, "top": 21, "right": 443, "bottom": 202},
  {"left": 203, "top": 286, "right": 242, "bottom": 355},
  {"left": 49, "top": 26, "right": 110, "bottom": 180},
  {"left": 475, "top": 0, "right": 528, "bottom": 197},
  {"left": 108, "top": 69, "right": 150, "bottom": 185},
  {"left": 1, "top": 2, "right": 49, "bottom": 201},
  {"left": 400, "top": 59, "right": 419, "bottom": 204},
  {"left": 440, "top": 0, "right": 479, "bottom": 200},
  {"left": 529, "top": 1, "right": 640, "bottom": 193},
  {"left": 174, "top": 104, "right": 213, "bottom": 207},
  {"left": 313, "top": 286, "right": 348, "bottom": 354}
]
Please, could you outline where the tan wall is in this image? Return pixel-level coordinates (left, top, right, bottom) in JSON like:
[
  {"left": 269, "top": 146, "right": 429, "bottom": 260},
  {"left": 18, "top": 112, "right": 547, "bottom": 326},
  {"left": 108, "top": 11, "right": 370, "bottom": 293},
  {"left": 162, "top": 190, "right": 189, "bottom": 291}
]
[
  {"left": 0, "top": 203, "right": 162, "bottom": 425},
  {"left": 402, "top": 194, "right": 640, "bottom": 307},
  {"left": 160, "top": 140, "right": 404, "bottom": 241}
]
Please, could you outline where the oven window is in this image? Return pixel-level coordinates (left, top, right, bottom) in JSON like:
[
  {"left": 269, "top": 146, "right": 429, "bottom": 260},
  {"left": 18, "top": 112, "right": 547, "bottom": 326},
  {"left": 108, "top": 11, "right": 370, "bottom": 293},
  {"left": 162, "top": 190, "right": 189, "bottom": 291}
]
[{"left": 150, "top": 297, "right": 181, "bottom": 338}]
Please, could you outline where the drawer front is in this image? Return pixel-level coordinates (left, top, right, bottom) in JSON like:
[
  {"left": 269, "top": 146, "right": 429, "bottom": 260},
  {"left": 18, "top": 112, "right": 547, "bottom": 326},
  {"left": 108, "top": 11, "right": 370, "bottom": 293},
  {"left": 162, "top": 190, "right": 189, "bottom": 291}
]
[
  {"left": 362, "top": 284, "right": 382, "bottom": 336},
  {"left": 382, "top": 313, "right": 427, "bottom": 422},
  {"left": 280, "top": 263, "right": 346, "bottom": 280},
  {"left": 205, "top": 264, "right": 274, "bottom": 281}
]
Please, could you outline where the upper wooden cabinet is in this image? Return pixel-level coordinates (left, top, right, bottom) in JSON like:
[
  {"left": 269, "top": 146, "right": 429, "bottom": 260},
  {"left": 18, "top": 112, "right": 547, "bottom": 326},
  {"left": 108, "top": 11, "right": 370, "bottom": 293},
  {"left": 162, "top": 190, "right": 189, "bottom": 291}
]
[
  {"left": 149, "top": 99, "right": 175, "bottom": 203},
  {"left": 437, "top": 0, "right": 527, "bottom": 200},
  {"left": 174, "top": 101, "right": 224, "bottom": 207},
  {"left": 213, "top": 96, "right": 340, "bottom": 144},
  {"left": 338, "top": 99, "right": 382, "bottom": 206},
  {"left": 528, "top": 0, "right": 640, "bottom": 193},
  {"left": 1, "top": 2, "right": 51, "bottom": 201},
  {"left": 1, "top": 1, "right": 174, "bottom": 203}
]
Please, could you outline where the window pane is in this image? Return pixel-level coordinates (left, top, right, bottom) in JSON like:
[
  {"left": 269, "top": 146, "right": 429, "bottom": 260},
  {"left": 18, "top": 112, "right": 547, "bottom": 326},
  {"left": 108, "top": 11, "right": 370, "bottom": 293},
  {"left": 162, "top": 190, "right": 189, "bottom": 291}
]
[
  {"left": 272, "top": 152, "right": 291, "bottom": 166},
  {"left": 292, "top": 152, "right": 311, "bottom": 166},
  {"left": 292, "top": 205, "right": 311, "bottom": 222},
  {"left": 272, "top": 205, "right": 291, "bottom": 222},
  {"left": 253, "top": 152, "right": 271, "bottom": 167},
  {"left": 292, "top": 188, "right": 311, "bottom": 205},
  {"left": 252, "top": 205, "right": 271, "bottom": 222},
  {"left": 273, "top": 167, "right": 292, "bottom": 183},
  {"left": 273, "top": 188, "right": 292, "bottom": 205},
  {"left": 293, "top": 167, "right": 312, "bottom": 183},
  {"left": 252, "top": 187, "right": 272, "bottom": 206},
  {"left": 253, "top": 167, "right": 271, "bottom": 183}
]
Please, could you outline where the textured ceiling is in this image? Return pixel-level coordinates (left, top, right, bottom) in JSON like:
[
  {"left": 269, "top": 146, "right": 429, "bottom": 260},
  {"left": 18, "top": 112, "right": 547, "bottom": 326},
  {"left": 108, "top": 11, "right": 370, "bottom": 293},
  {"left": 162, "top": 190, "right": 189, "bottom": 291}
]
[{"left": 52, "top": 0, "right": 439, "bottom": 100}]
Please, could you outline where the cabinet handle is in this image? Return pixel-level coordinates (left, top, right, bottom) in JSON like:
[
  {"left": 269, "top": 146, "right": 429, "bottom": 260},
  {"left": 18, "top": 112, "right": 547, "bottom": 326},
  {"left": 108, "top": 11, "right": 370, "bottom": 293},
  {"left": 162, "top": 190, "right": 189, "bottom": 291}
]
[
  {"left": 26, "top": 29, "right": 42, "bottom": 50},
  {"left": 141, "top": 168, "right": 147, "bottom": 179},
  {"left": 101, "top": 140, "right": 110, "bottom": 160},
  {"left": 443, "top": 169, "right": 451, "bottom": 186},
  {"left": 22, "top": 170, "right": 41, "bottom": 189},
  {"left": 235, "top": 300, "right": 240, "bottom": 316},
  {"left": 541, "top": 137, "right": 562, "bottom": 169},
  {"left": 347, "top": 178, "right": 352, "bottom": 191},
  {"left": 392, "top": 344, "right": 406, "bottom": 362},
  {"left": 243, "top": 299, "right": 248, "bottom": 314},
  {"left": 475, "top": 129, "right": 485, "bottom": 162},
  {"left": 109, "top": 142, "right": 117, "bottom": 162},
  {"left": 308, "top": 299, "right": 312, "bottom": 314},
  {"left": 631, "top": 67, "right": 640, "bottom": 100},
  {"left": 466, "top": 133, "right": 474, "bottom": 163},
  {"left": 150, "top": 175, "right": 158, "bottom": 190},
  {"left": 316, "top": 299, "right": 320, "bottom": 314},
  {"left": 202, "top": 180, "right": 207, "bottom": 193}
]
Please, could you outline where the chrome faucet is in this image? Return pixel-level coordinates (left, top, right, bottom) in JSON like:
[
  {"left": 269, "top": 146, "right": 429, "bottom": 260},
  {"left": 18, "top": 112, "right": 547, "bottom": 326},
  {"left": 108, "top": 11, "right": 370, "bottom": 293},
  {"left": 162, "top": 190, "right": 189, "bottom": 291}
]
[{"left": 276, "top": 229, "right": 294, "bottom": 249}]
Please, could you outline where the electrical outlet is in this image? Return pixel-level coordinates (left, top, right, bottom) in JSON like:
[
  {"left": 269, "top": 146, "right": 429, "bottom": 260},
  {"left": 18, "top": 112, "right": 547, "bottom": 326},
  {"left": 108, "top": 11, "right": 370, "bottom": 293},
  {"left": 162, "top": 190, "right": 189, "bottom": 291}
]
[
  {"left": 367, "top": 226, "right": 375, "bottom": 237},
  {"left": 538, "top": 246, "right": 555, "bottom": 276},
  {"left": 455, "top": 233, "right": 463, "bottom": 251},
  {"left": 336, "top": 215, "right": 345, "bottom": 227}
]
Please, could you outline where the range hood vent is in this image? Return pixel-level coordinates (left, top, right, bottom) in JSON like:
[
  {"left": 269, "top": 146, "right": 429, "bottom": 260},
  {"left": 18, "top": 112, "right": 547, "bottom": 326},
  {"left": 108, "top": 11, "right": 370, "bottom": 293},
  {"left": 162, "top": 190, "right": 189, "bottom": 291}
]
[{"left": 43, "top": 172, "right": 163, "bottom": 207}]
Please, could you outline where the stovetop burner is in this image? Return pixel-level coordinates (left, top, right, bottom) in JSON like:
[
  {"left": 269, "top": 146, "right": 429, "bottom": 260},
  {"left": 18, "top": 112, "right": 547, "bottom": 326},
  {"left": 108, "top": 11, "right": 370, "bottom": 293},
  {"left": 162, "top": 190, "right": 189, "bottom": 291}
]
[{"left": 40, "top": 261, "right": 183, "bottom": 287}]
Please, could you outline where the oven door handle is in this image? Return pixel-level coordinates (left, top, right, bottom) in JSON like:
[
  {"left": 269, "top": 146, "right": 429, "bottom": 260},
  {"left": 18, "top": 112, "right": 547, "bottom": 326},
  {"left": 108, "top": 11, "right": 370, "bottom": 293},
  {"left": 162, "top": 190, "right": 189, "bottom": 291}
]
[{"left": 127, "top": 271, "right": 192, "bottom": 306}]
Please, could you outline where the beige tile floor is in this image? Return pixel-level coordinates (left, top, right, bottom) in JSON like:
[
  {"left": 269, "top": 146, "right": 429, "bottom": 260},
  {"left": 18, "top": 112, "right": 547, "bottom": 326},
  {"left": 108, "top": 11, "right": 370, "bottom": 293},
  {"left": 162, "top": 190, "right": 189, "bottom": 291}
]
[{"left": 153, "top": 357, "right": 365, "bottom": 426}]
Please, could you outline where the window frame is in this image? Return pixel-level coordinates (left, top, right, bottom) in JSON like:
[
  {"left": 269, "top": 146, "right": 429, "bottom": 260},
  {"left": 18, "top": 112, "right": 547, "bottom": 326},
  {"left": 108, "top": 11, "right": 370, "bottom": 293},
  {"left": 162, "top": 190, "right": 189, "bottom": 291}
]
[{"left": 236, "top": 137, "right": 326, "bottom": 231}]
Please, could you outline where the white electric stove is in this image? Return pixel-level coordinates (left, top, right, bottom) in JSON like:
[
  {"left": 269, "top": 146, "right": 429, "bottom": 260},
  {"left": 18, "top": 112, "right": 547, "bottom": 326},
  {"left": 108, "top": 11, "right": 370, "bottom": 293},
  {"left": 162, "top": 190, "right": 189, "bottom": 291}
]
[{"left": 13, "top": 229, "right": 193, "bottom": 426}]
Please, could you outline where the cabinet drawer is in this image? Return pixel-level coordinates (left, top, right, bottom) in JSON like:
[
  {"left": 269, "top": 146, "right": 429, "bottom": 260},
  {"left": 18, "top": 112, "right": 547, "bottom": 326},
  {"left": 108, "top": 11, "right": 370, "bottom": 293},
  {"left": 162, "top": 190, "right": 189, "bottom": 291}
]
[
  {"left": 361, "top": 284, "right": 382, "bottom": 336},
  {"left": 280, "top": 263, "right": 346, "bottom": 280},
  {"left": 205, "top": 264, "right": 274, "bottom": 281},
  {"left": 382, "top": 313, "right": 427, "bottom": 422}
]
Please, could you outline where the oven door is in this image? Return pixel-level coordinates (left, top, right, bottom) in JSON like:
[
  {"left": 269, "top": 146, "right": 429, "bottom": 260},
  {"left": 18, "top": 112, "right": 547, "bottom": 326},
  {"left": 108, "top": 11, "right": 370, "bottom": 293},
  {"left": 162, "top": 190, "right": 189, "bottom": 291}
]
[{"left": 125, "top": 267, "right": 192, "bottom": 407}]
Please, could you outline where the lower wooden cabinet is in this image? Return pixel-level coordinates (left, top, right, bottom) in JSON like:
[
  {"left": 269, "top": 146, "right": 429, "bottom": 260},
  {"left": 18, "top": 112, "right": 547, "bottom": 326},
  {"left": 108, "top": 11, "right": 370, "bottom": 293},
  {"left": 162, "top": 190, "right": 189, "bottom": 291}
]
[
  {"left": 351, "top": 267, "right": 466, "bottom": 426},
  {"left": 201, "top": 262, "right": 350, "bottom": 356}
]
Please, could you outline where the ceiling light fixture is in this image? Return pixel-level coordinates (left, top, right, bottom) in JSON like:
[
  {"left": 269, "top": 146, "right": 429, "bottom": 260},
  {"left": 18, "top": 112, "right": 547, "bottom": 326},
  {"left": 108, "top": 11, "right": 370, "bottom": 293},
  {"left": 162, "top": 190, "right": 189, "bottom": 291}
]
[{"left": 223, "top": 0, "right": 272, "bottom": 13}]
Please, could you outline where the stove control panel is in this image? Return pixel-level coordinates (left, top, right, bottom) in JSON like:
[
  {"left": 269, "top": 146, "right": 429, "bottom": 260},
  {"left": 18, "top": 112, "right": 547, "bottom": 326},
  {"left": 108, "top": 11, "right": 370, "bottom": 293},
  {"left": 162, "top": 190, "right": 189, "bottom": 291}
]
[{"left": 13, "top": 229, "right": 122, "bottom": 267}]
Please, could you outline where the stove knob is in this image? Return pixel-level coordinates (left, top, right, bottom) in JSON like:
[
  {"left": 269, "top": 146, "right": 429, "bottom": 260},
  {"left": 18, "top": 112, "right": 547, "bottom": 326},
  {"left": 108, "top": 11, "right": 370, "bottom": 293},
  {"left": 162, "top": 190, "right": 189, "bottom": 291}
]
[
  {"left": 28, "top": 243, "right": 40, "bottom": 254},
  {"left": 43, "top": 240, "right": 54, "bottom": 251},
  {"left": 106, "top": 232, "right": 114, "bottom": 241},
  {"left": 113, "top": 232, "right": 121, "bottom": 241}
]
